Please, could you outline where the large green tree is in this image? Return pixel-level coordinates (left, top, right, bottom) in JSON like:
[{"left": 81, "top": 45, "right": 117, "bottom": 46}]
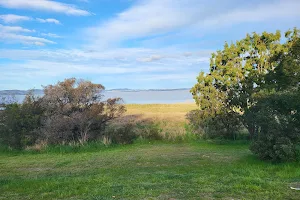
[
  {"left": 247, "top": 38, "right": 300, "bottom": 161},
  {"left": 191, "top": 28, "right": 299, "bottom": 137}
]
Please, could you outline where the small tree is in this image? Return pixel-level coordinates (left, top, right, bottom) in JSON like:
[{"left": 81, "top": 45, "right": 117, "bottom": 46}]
[{"left": 40, "top": 78, "right": 126, "bottom": 145}]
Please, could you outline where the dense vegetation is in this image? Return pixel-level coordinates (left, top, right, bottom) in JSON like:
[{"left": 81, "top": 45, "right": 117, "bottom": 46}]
[
  {"left": 0, "top": 78, "right": 126, "bottom": 149},
  {"left": 190, "top": 28, "right": 300, "bottom": 162},
  {"left": 0, "top": 28, "right": 299, "bottom": 164},
  {"left": 0, "top": 82, "right": 192, "bottom": 151}
]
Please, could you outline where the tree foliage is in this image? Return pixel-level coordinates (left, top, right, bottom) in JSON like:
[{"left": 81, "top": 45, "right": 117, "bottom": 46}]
[
  {"left": 248, "top": 37, "right": 300, "bottom": 161},
  {"left": 190, "top": 28, "right": 299, "bottom": 135},
  {"left": 190, "top": 28, "right": 300, "bottom": 161}
]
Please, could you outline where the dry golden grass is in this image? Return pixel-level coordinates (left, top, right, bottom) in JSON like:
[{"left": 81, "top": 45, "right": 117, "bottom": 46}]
[
  {"left": 125, "top": 103, "right": 197, "bottom": 123},
  {"left": 123, "top": 103, "right": 198, "bottom": 140}
]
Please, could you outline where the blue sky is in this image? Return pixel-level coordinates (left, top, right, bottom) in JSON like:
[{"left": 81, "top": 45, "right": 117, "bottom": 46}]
[{"left": 0, "top": 0, "right": 300, "bottom": 90}]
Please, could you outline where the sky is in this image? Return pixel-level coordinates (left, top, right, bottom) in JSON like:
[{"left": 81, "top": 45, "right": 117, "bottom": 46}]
[{"left": 0, "top": 0, "right": 300, "bottom": 90}]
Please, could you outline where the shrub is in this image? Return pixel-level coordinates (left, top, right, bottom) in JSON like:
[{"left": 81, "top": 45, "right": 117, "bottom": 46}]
[
  {"left": 40, "top": 78, "right": 126, "bottom": 145},
  {"left": 104, "top": 123, "right": 137, "bottom": 144},
  {"left": 187, "top": 109, "right": 243, "bottom": 140},
  {"left": 248, "top": 89, "right": 300, "bottom": 162},
  {"left": 104, "top": 121, "right": 163, "bottom": 144},
  {"left": 0, "top": 78, "right": 126, "bottom": 149},
  {"left": 0, "top": 93, "right": 43, "bottom": 149}
]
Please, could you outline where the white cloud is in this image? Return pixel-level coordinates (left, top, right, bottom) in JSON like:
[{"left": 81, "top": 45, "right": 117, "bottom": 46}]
[
  {"left": 0, "top": 25, "right": 55, "bottom": 45},
  {"left": 198, "top": 0, "right": 300, "bottom": 28},
  {"left": 0, "top": 47, "right": 211, "bottom": 63},
  {"left": 36, "top": 18, "right": 61, "bottom": 25},
  {"left": 86, "top": 0, "right": 199, "bottom": 47},
  {"left": 0, "top": 14, "right": 32, "bottom": 23},
  {"left": 137, "top": 55, "right": 164, "bottom": 62},
  {"left": 0, "top": 59, "right": 179, "bottom": 79},
  {"left": 0, "top": 24, "right": 35, "bottom": 32},
  {"left": 0, "top": 32, "right": 55, "bottom": 45},
  {"left": 86, "top": 0, "right": 300, "bottom": 47},
  {"left": 0, "top": 47, "right": 210, "bottom": 84},
  {"left": 0, "top": 0, "right": 90, "bottom": 16},
  {"left": 1, "top": 0, "right": 300, "bottom": 90},
  {"left": 134, "top": 73, "right": 197, "bottom": 81},
  {"left": 41, "top": 33, "right": 61, "bottom": 38}
]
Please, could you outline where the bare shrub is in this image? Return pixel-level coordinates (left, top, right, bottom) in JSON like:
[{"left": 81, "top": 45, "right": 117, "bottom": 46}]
[{"left": 40, "top": 78, "right": 126, "bottom": 145}]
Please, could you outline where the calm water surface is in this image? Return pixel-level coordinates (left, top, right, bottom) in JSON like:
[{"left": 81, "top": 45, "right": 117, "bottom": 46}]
[{"left": 2, "top": 90, "right": 194, "bottom": 104}]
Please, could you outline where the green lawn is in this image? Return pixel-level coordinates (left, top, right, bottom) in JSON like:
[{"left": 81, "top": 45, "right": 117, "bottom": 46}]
[{"left": 0, "top": 142, "right": 299, "bottom": 199}]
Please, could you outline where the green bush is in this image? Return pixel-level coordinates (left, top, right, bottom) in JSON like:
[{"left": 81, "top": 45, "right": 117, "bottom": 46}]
[
  {"left": 0, "top": 94, "right": 43, "bottom": 150},
  {"left": 104, "top": 123, "right": 137, "bottom": 144},
  {"left": 248, "top": 89, "right": 300, "bottom": 162}
]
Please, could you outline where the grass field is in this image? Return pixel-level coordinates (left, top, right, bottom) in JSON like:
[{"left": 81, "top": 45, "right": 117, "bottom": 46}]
[
  {"left": 0, "top": 104, "right": 299, "bottom": 199},
  {"left": 1, "top": 142, "right": 300, "bottom": 199}
]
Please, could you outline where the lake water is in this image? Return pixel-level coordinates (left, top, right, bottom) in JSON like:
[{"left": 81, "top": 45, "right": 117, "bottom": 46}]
[{"left": 1, "top": 90, "right": 194, "bottom": 104}]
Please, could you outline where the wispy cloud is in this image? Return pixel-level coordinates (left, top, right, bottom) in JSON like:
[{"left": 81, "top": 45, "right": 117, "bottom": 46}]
[
  {"left": 0, "top": 24, "right": 55, "bottom": 45},
  {"left": 0, "top": 14, "right": 62, "bottom": 25},
  {"left": 0, "top": 59, "right": 181, "bottom": 79},
  {"left": 0, "top": 47, "right": 210, "bottom": 87},
  {"left": 0, "top": 24, "right": 35, "bottom": 32},
  {"left": 41, "top": 33, "right": 61, "bottom": 38},
  {"left": 36, "top": 18, "right": 61, "bottom": 25},
  {"left": 0, "top": 14, "right": 31, "bottom": 23},
  {"left": 86, "top": 0, "right": 300, "bottom": 48},
  {"left": 86, "top": 0, "right": 199, "bottom": 47},
  {"left": 0, "top": 0, "right": 299, "bottom": 90},
  {"left": 198, "top": 0, "right": 300, "bottom": 28},
  {"left": 0, "top": 0, "right": 90, "bottom": 16},
  {"left": 0, "top": 33, "right": 55, "bottom": 45},
  {"left": 0, "top": 47, "right": 211, "bottom": 63},
  {"left": 137, "top": 55, "right": 164, "bottom": 62}
]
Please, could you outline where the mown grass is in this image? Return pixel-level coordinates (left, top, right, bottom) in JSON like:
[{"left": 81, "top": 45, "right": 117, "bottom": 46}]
[{"left": 0, "top": 141, "right": 299, "bottom": 200}]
